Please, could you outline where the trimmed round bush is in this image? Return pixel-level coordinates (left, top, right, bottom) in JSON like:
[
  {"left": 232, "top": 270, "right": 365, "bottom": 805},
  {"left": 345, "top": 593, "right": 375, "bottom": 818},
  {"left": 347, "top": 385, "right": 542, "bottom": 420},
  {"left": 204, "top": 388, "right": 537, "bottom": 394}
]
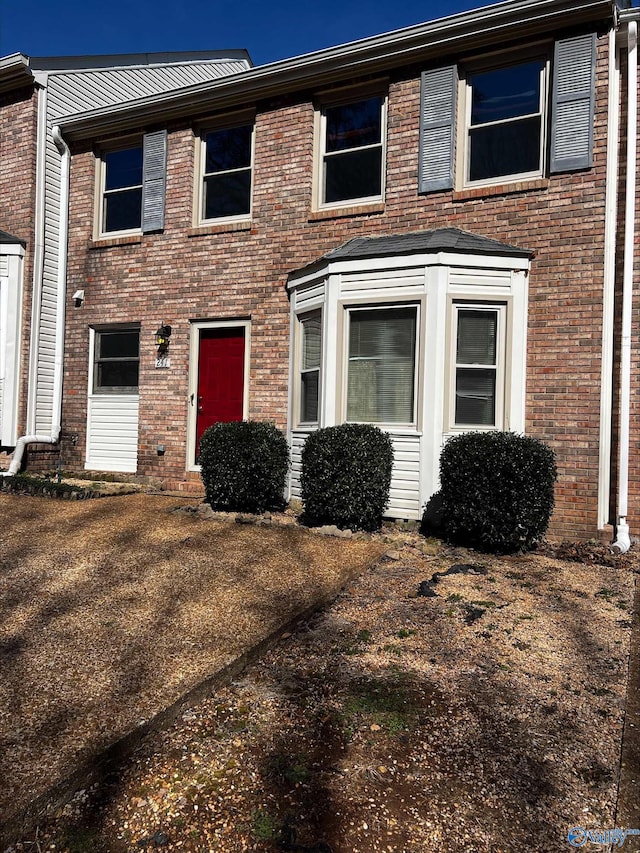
[
  {"left": 300, "top": 423, "right": 394, "bottom": 532},
  {"left": 434, "top": 431, "right": 557, "bottom": 553},
  {"left": 199, "top": 420, "right": 289, "bottom": 514}
]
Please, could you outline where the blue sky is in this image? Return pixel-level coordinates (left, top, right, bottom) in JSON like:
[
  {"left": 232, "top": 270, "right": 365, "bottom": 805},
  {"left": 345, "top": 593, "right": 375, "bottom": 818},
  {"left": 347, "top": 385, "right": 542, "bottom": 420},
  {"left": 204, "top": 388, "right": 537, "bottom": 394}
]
[{"left": 0, "top": 0, "right": 482, "bottom": 65}]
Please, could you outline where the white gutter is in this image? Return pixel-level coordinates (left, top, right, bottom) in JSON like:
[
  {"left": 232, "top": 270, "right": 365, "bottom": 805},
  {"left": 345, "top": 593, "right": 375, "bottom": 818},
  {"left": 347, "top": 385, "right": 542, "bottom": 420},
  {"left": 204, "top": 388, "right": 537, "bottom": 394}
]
[
  {"left": 599, "top": 25, "right": 620, "bottom": 529},
  {"left": 2, "top": 122, "right": 69, "bottom": 476},
  {"left": 612, "top": 15, "right": 638, "bottom": 554},
  {"left": 58, "top": 0, "right": 615, "bottom": 141}
]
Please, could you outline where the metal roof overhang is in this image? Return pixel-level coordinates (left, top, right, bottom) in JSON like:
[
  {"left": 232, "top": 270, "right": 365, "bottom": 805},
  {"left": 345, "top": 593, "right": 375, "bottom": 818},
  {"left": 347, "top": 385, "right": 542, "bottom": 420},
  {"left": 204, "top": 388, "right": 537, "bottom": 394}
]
[{"left": 58, "top": 0, "right": 615, "bottom": 141}]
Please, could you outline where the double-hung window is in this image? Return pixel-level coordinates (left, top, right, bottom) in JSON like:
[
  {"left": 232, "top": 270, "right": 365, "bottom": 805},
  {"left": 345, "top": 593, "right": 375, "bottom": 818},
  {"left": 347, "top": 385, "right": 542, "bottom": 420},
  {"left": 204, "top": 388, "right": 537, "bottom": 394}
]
[
  {"left": 199, "top": 121, "right": 253, "bottom": 222},
  {"left": 101, "top": 144, "right": 143, "bottom": 234},
  {"left": 298, "top": 312, "right": 322, "bottom": 424},
  {"left": 318, "top": 94, "right": 386, "bottom": 207},
  {"left": 450, "top": 304, "right": 505, "bottom": 429},
  {"left": 93, "top": 328, "right": 140, "bottom": 394},
  {"left": 464, "top": 57, "right": 547, "bottom": 186},
  {"left": 346, "top": 306, "right": 417, "bottom": 425},
  {"left": 98, "top": 131, "right": 167, "bottom": 236},
  {"left": 419, "top": 34, "right": 596, "bottom": 193}
]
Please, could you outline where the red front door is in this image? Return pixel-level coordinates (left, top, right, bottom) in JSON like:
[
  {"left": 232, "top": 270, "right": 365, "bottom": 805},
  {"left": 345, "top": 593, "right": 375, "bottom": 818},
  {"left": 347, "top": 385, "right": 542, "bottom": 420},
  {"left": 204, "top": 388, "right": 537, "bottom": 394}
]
[{"left": 196, "top": 327, "right": 245, "bottom": 453}]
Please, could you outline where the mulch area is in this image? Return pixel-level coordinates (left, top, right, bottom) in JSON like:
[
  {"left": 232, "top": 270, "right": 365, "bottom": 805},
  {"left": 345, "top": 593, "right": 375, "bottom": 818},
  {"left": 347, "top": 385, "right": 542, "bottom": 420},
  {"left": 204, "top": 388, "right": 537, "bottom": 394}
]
[{"left": 3, "top": 511, "right": 638, "bottom": 853}]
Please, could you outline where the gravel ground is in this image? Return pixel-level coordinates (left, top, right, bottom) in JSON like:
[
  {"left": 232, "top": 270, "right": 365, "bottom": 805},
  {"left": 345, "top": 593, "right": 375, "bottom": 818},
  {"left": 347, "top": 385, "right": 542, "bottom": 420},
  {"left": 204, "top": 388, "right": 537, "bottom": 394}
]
[{"left": 5, "top": 524, "right": 637, "bottom": 853}]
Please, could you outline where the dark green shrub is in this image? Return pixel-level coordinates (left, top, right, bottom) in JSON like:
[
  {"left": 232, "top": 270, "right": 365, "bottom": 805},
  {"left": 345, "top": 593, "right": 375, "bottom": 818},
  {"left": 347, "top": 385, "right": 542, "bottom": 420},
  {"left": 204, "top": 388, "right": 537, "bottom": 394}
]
[
  {"left": 300, "top": 423, "right": 393, "bottom": 531},
  {"left": 199, "top": 420, "right": 289, "bottom": 514},
  {"left": 434, "top": 431, "right": 557, "bottom": 553}
]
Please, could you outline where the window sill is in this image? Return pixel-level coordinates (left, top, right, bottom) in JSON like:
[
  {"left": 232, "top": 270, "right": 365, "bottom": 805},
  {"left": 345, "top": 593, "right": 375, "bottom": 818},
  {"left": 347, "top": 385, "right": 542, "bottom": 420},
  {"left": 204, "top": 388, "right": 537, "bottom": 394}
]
[
  {"left": 453, "top": 178, "right": 549, "bottom": 202},
  {"left": 188, "top": 221, "right": 252, "bottom": 237},
  {"left": 89, "top": 234, "right": 143, "bottom": 249},
  {"left": 309, "top": 202, "right": 385, "bottom": 222}
]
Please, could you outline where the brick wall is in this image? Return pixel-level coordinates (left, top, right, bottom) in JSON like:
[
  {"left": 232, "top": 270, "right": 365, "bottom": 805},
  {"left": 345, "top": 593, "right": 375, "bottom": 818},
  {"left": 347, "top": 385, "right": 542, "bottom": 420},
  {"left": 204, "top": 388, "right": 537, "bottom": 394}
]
[
  {"left": 63, "top": 35, "right": 612, "bottom": 539},
  {"left": 0, "top": 84, "right": 38, "bottom": 449}
]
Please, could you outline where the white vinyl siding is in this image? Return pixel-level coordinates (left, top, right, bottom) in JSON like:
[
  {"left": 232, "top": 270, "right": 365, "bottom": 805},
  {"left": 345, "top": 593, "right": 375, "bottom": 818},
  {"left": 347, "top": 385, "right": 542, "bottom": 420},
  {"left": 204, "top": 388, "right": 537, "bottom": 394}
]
[
  {"left": 85, "top": 327, "right": 139, "bottom": 473},
  {"left": 85, "top": 395, "right": 139, "bottom": 473}
]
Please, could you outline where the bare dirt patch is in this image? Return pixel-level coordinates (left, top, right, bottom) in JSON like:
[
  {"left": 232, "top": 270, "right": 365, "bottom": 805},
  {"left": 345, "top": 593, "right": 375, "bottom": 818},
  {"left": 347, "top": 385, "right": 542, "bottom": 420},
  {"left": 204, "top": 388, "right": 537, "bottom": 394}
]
[
  {"left": 7, "top": 531, "right": 637, "bottom": 853},
  {"left": 0, "top": 493, "right": 383, "bottom": 841}
]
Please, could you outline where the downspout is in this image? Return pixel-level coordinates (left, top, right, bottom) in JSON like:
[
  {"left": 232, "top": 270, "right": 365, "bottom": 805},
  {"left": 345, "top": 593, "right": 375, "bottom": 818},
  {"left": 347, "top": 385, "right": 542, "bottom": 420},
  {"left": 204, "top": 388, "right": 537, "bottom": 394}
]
[
  {"left": 2, "top": 125, "right": 69, "bottom": 475},
  {"left": 612, "top": 16, "right": 637, "bottom": 553},
  {"left": 599, "top": 24, "right": 620, "bottom": 531}
]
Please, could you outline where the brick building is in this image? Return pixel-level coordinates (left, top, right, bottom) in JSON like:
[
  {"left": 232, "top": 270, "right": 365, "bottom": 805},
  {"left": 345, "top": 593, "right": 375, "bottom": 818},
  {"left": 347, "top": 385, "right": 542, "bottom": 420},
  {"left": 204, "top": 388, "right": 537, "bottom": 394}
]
[
  {"left": 0, "top": 49, "right": 250, "bottom": 470},
  {"left": 3, "top": 0, "right": 640, "bottom": 544}
]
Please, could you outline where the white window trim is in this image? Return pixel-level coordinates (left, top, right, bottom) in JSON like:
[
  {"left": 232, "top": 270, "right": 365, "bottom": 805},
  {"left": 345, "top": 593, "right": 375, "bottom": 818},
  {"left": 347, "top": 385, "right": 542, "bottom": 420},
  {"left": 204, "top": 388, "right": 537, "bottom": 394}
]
[
  {"left": 186, "top": 318, "right": 251, "bottom": 472},
  {"left": 89, "top": 325, "right": 141, "bottom": 395},
  {"left": 341, "top": 302, "right": 420, "bottom": 430},
  {"left": 0, "top": 246, "right": 25, "bottom": 447},
  {"left": 194, "top": 112, "right": 255, "bottom": 227},
  {"left": 295, "top": 310, "right": 322, "bottom": 427},
  {"left": 95, "top": 138, "right": 144, "bottom": 239},
  {"left": 446, "top": 301, "right": 508, "bottom": 432},
  {"left": 457, "top": 50, "right": 550, "bottom": 190},
  {"left": 314, "top": 89, "right": 387, "bottom": 211}
]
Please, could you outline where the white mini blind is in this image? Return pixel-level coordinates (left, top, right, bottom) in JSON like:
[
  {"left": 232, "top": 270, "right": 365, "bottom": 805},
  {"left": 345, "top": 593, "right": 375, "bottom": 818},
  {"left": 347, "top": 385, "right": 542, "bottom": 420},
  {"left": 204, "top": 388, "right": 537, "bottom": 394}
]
[{"left": 347, "top": 307, "right": 416, "bottom": 424}]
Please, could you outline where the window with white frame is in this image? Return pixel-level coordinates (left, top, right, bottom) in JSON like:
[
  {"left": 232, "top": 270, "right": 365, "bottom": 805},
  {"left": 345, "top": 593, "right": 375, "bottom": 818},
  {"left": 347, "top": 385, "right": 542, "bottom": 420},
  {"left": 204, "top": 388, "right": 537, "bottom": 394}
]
[
  {"left": 462, "top": 56, "right": 547, "bottom": 186},
  {"left": 318, "top": 94, "right": 386, "bottom": 207},
  {"left": 199, "top": 122, "right": 253, "bottom": 222},
  {"left": 346, "top": 306, "right": 417, "bottom": 425},
  {"left": 451, "top": 303, "right": 506, "bottom": 428},
  {"left": 93, "top": 328, "right": 140, "bottom": 393},
  {"left": 299, "top": 311, "right": 321, "bottom": 424},
  {"left": 100, "top": 143, "right": 144, "bottom": 234}
]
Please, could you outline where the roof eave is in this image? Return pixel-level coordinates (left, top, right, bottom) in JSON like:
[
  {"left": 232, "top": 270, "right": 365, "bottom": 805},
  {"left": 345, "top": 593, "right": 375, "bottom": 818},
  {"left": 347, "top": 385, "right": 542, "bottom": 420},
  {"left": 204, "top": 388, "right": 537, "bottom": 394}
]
[
  {"left": 58, "top": 0, "right": 615, "bottom": 141},
  {"left": 0, "top": 53, "right": 35, "bottom": 94}
]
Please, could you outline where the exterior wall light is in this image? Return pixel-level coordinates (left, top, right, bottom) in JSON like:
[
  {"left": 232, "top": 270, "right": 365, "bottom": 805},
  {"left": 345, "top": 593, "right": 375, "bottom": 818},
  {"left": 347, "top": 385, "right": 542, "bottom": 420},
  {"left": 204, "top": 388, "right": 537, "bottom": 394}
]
[{"left": 155, "top": 324, "right": 172, "bottom": 351}]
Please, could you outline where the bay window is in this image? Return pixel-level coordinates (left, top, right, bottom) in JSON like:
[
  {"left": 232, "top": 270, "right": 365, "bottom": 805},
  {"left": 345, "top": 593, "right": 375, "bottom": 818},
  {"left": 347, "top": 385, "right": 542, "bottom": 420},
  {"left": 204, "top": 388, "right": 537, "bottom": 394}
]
[
  {"left": 451, "top": 304, "right": 505, "bottom": 428},
  {"left": 299, "top": 312, "right": 321, "bottom": 424},
  {"left": 346, "top": 306, "right": 417, "bottom": 425}
]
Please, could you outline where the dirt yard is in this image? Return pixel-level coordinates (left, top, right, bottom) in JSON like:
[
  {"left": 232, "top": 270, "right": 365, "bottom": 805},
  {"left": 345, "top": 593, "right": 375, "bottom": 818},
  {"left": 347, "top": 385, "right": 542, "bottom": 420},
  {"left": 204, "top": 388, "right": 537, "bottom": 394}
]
[
  {"left": 0, "top": 493, "right": 383, "bottom": 844},
  {"left": 3, "top": 505, "right": 638, "bottom": 853}
]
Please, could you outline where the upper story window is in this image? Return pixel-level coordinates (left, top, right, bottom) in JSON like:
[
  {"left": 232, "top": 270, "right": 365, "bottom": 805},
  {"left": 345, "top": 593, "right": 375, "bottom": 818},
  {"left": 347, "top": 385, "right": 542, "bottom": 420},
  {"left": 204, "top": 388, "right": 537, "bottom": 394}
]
[
  {"left": 418, "top": 33, "right": 596, "bottom": 194},
  {"left": 198, "top": 120, "right": 254, "bottom": 223},
  {"left": 98, "top": 131, "right": 167, "bottom": 237},
  {"left": 101, "top": 144, "right": 143, "bottom": 234},
  {"left": 93, "top": 328, "right": 140, "bottom": 394},
  {"left": 317, "top": 93, "right": 386, "bottom": 208},
  {"left": 464, "top": 58, "right": 546, "bottom": 186}
]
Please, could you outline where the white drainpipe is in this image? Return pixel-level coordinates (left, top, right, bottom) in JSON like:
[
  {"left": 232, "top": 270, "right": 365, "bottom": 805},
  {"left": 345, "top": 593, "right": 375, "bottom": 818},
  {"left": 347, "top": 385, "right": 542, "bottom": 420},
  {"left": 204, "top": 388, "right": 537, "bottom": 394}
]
[
  {"left": 3, "top": 124, "right": 69, "bottom": 476},
  {"left": 612, "top": 16, "right": 638, "bottom": 554},
  {"left": 599, "top": 25, "right": 620, "bottom": 531}
]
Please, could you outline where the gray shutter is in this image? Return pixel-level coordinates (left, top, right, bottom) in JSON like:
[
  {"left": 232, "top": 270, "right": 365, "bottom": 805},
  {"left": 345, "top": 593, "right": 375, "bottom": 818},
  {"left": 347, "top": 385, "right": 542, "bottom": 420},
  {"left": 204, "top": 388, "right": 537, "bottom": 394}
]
[
  {"left": 550, "top": 33, "right": 596, "bottom": 173},
  {"left": 142, "top": 130, "right": 167, "bottom": 233},
  {"left": 419, "top": 65, "right": 457, "bottom": 194}
]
